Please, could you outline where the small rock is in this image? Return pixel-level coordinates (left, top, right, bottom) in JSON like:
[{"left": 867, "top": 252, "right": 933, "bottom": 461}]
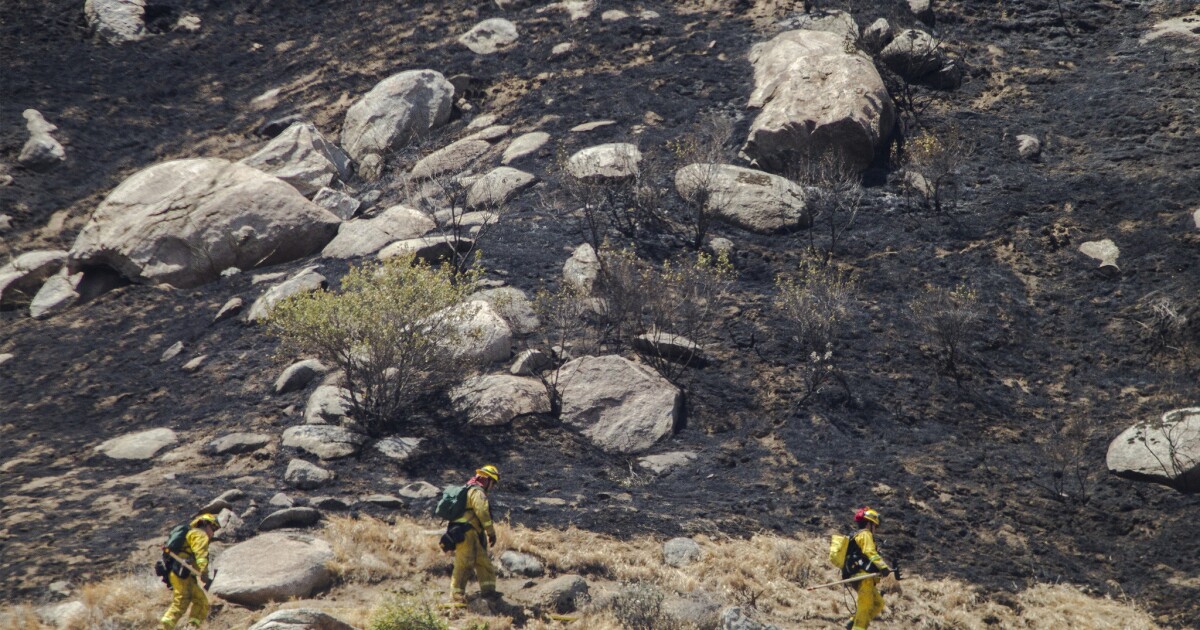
[
  {"left": 411, "top": 138, "right": 492, "bottom": 180},
  {"left": 601, "top": 9, "right": 629, "bottom": 22},
  {"left": 567, "top": 143, "right": 641, "bottom": 181},
  {"left": 398, "top": 481, "right": 440, "bottom": 500},
  {"left": 359, "top": 494, "right": 404, "bottom": 509},
  {"left": 516, "top": 574, "right": 589, "bottom": 614},
  {"left": 0, "top": 214, "right": 12, "bottom": 230},
  {"left": 198, "top": 499, "right": 233, "bottom": 516},
  {"left": 550, "top": 42, "right": 574, "bottom": 57},
  {"left": 18, "top": 110, "right": 66, "bottom": 172},
  {"left": 373, "top": 437, "right": 423, "bottom": 463},
  {"left": 258, "top": 506, "right": 321, "bottom": 531},
  {"left": 638, "top": 451, "right": 698, "bottom": 475},
  {"left": 274, "top": 359, "right": 328, "bottom": 395},
  {"left": 308, "top": 496, "right": 350, "bottom": 510},
  {"left": 84, "top": 0, "right": 146, "bottom": 43},
  {"left": 1016, "top": 134, "right": 1042, "bottom": 160},
  {"left": 468, "top": 114, "right": 499, "bottom": 130},
  {"left": 0, "top": 353, "right": 13, "bottom": 368},
  {"left": 284, "top": 459, "right": 335, "bottom": 490},
  {"left": 37, "top": 601, "right": 88, "bottom": 628},
  {"left": 47, "top": 581, "right": 72, "bottom": 596},
  {"left": 161, "top": 341, "right": 185, "bottom": 363},
  {"left": 29, "top": 270, "right": 82, "bottom": 319},
  {"left": 563, "top": 243, "right": 600, "bottom": 293},
  {"left": 252, "top": 271, "right": 288, "bottom": 285},
  {"left": 466, "top": 167, "right": 537, "bottom": 209},
  {"left": 269, "top": 493, "right": 296, "bottom": 508},
  {"left": 214, "top": 297, "right": 244, "bottom": 323},
  {"left": 511, "top": 349, "right": 553, "bottom": 376},
  {"left": 215, "top": 488, "right": 246, "bottom": 503},
  {"left": 1079, "top": 239, "right": 1120, "bottom": 277},
  {"left": 706, "top": 237, "right": 735, "bottom": 259},
  {"left": 569, "top": 120, "right": 617, "bottom": 133},
  {"left": 312, "top": 188, "right": 361, "bottom": 220},
  {"left": 719, "top": 607, "right": 781, "bottom": 630},
  {"left": 304, "top": 385, "right": 352, "bottom": 425},
  {"left": 502, "top": 132, "right": 551, "bottom": 165},
  {"left": 908, "top": 0, "right": 935, "bottom": 24},
  {"left": 282, "top": 424, "right": 367, "bottom": 460},
  {"left": 563, "top": 1, "right": 595, "bottom": 21},
  {"left": 861, "top": 18, "right": 894, "bottom": 54},
  {"left": 459, "top": 18, "right": 520, "bottom": 55},
  {"left": 96, "top": 428, "right": 178, "bottom": 460},
  {"left": 451, "top": 374, "right": 551, "bottom": 426},
  {"left": 663, "top": 537, "right": 702, "bottom": 567},
  {"left": 633, "top": 332, "right": 705, "bottom": 365},
  {"left": 182, "top": 355, "right": 208, "bottom": 372},
  {"left": 206, "top": 433, "right": 271, "bottom": 456},
  {"left": 248, "top": 267, "right": 327, "bottom": 323},
  {"left": 500, "top": 550, "right": 544, "bottom": 577}
]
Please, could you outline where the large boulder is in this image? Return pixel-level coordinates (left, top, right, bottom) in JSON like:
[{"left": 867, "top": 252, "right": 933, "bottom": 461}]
[
  {"left": 282, "top": 425, "right": 367, "bottom": 460},
  {"left": 84, "top": 0, "right": 146, "bottom": 44},
  {"left": 240, "top": 122, "right": 352, "bottom": 197},
  {"left": 246, "top": 609, "right": 352, "bottom": 628},
  {"left": 248, "top": 609, "right": 356, "bottom": 630},
  {"left": 275, "top": 359, "right": 328, "bottom": 395},
  {"left": 0, "top": 250, "right": 68, "bottom": 307},
  {"left": 210, "top": 533, "right": 334, "bottom": 607},
  {"left": 744, "top": 30, "right": 894, "bottom": 174},
  {"left": 467, "top": 167, "right": 537, "bottom": 209},
  {"left": 675, "top": 164, "right": 809, "bottom": 234},
  {"left": 320, "top": 205, "right": 435, "bottom": 259},
  {"left": 555, "top": 355, "right": 681, "bottom": 454},
  {"left": 410, "top": 138, "right": 492, "bottom": 179},
  {"left": 18, "top": 110, "right": 66, "bottom": 172},
  {"left": 340, "top": 70, "right": 455, "bottom": 175},
  {"left": 451, "top": 374, "right": 551, "bottom": 426},
  {"left": 444, "top": 301, "right": 513, "bottom": 364},
  {"left": 68, "top": 159, "right": 340, "bottom": 288},
  {"left": 562, "top": 243, "right": 600, "bottom": 293},
  {"left": 567, "top": 144, "right": 642, "bottom": 182},
  {"left": 879, "top": 29, "right": 963, "bottom": 89},
  {"left": 470, "top": 286, "right": 540, "bottom": 334},
  {"left": 258, "top": 507, "right": 322, "bottom": 531},
  {"left": 304, "top": 385, "right": 352, "bottom": 425},
  {"left": 284, "top": 459, "right": 335, "bottom": 490},
  {"left": 1107, "top": 408, "right": 1200, "bottom": 492}
]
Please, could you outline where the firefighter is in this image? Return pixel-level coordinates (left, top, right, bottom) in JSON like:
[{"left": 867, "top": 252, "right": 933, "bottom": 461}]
[
  {"left": 846, "top": 507, "right": 893, "bottom": 630},
  {"left": 449, "top": 465, "right": 501, "bottom": 602},
  {"left": 160, "top": 513, "right": 219, "bottom": 629}
]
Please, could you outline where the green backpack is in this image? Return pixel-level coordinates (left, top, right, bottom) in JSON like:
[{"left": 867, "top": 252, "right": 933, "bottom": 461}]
[
  {"left": 164, "top": 522, "right": 191, "bottom": 554},
  {"left": 433, "top": 485, "right": 470, "bottom": 521}
]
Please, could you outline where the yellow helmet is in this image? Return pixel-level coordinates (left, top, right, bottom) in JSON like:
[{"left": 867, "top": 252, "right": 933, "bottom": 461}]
[
  {"left": 476, "top": 465, "right": 500, "bottom": 483},
  {"left": 855, "top": 507, "right": 881, "bottom": 526},
  {"left": 191, "top": 513, "right": 221, "bottom": 530}
]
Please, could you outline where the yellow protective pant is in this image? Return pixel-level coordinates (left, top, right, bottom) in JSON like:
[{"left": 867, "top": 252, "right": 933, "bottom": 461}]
[
  {"left": 160, "top": 572, "right": 208, "bottom": 629},
  {"left": 450, "top": 529, "right": 496, "bottom": 598},
  {"left": 851, "top": 575, "right": 883, "bottom": 629}
]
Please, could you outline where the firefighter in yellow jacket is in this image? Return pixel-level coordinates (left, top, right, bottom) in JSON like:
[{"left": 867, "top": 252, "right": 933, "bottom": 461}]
[
  {"left": 450, "top": 465, "right": 501, "bottom": 602},
  {"left": 160, "top": 514, "right": 220, "bottom": 630},
  {"left": 846, "top": 507, "right": 894, "bottom": 630}
]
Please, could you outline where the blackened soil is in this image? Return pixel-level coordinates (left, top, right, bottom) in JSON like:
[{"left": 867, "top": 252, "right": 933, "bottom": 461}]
[{"left": 2, "top": 0, "right": 1199, "bottom": 625}]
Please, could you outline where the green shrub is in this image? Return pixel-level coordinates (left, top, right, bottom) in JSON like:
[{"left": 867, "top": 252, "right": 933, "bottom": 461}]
[
  {"left": 266, "top": 253, "right": 479, "bottom": 436},
  {"left": 368, "top": 597, "right": 448, "bottom": 630}
]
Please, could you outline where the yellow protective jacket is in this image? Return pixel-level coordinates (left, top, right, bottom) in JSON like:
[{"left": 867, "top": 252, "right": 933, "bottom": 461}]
[
  {"left": 852, "top": 529, "right": 889, "bottom": 575},
  {"left": 453, "top": 485, "right": 495, "bottom": 540},
  {"left": 178, "top": 520, "right": 212, "bottom": 576}
]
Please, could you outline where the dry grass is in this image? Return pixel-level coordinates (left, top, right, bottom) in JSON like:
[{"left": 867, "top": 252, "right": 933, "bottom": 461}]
[{"left": 0, "top": 515, "right": 1160, "bottom": 630}]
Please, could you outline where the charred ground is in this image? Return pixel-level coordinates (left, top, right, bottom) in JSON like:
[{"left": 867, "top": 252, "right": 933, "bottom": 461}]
[{"left": 2, "top": 0, "right": 1199, "bottom": 626}]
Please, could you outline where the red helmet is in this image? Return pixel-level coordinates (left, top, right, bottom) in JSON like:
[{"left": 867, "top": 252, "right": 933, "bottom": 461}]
[{"left": 854, "top": 507, "right": 881, "bottom": 526}]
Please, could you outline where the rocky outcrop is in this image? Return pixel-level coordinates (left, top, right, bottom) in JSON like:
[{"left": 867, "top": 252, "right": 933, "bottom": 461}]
[
  {"left": 744, "top": 30, "right": 893, "bottom": 173},
  {"left": 84, "top": 0, "right": 146, "bottom": 44},
  {"left": 451, "top": 374, "right": 551, "bottom": 426},
  {"left": 210, "top": 533, "right": 334, "bottom": 606},
  {"left": 321, "top": 205, "right": 435, "bottom": 259},
  {"left": 247, "top": 609, "right": 356, "bottom": 630},
  {"left": 675, "top": 164, "right": 809, "bottom": 234},
  {"left": 18, "top": 110, "right": 66, "bottom": 171},
  {"left": 341, "top": 70, "right": 455, "bottom": 178},
  {"left": 240, "top": 122, "right": 352, "bottom": 197},
  {"left": 95, "top": 428, "right": 177, "bottom": 460},
  {"left": 1106, "top": 408, "right": 1200, "bottom": 492},
  {"left": 459, "top": 18, "right": 519, "bottom": 54},
  {"left": 69, "top": 159, "right": 340, "bottom": 288},
  {"left": 556, "top": 355, "right": 681, "bottom": 453}
]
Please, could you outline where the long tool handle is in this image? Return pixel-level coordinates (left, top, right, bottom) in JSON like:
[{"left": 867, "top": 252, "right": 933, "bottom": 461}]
[
  {"left": 165, "top": 550, "right": 212, "bottom": 597},
  {"left": 804, "top": 573, "right": 877, "bottom": 591}
]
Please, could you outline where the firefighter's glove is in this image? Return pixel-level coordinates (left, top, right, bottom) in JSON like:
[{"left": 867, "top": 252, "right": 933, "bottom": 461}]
[
  {"left": 876, "top": 567, "right": 891, "bottom": 579},
  {"left": 486, "top": 531, "right": 497, "bottom": 547},
  {"left": 201, "top": 570, "right": 216, "bottom": 589},
  {"left": 893, "top": 566, "right": 903, "bottom": 581}
]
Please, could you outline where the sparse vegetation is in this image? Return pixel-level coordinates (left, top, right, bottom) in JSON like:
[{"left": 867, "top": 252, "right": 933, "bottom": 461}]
[
  {"left": 668, "top": 113, "right": 737, "bottom": 250},
  {"left": 910, "top": 283, "right": 984, "bottom": 378},
  {"left": 901, "top": 126, "right": 974, "bottom": 216},
  {"left": 368, "top": 597, "right": 448, "bottom": 630},
  {"left": 265, "top": 254, "right": 480, "bottom": 435}
]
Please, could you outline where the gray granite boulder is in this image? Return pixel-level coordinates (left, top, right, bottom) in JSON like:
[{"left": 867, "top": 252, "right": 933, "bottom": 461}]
[
  {"left": 1107, "top": 408, "right": 1200, "bottom": 492},
  {"left": 210, "top": 533, "right": 334, "bottom": 606},
  {"left": 258, "top": 507, "right": 322, "bottom": 531},
  {"left": 675, "top": 164, "right": 809, "bottom": 234},
  {"left": 320, "top": 205, "right": 435, "bottom": 259},
  {"left": 84, "top": 0, "right": 146, "bottom": 43},
  {"left": 239, "top": 122, "right": 352, "bottom": 197},
  {"left": 282, "top": 425, "right": 367, "bottom": 460},
  {"left": 248, "top": 267, "right": 327, "bottom": 323},
  {"left": 341, "top": 70, "right": 455, "bottom": 175},
  {"left": 275, "top": 359, "right": 328, "bottom": 395},
  {"left": 284, "top": 459, "right": 335, "bottom": 490},
  {"left": 95, "top": 428, "right": 177, "bottom": 460},
  {"left": 248, "top": 609, "right": 356, "bottom": 630},
  {"left": 556, "top": 355, "right": 681, "bottom": 454},
  {"left": 451, "top": 374, "right": 551, "bottom": 426}
]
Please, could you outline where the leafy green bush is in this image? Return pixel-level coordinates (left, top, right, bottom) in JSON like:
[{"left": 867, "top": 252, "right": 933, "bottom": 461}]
[
  {"left": 368, "top": 596, "right": 448, "bottom": 630},
  {"left": 266, "top": 254, "right": 479, "bottom": 435}
]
